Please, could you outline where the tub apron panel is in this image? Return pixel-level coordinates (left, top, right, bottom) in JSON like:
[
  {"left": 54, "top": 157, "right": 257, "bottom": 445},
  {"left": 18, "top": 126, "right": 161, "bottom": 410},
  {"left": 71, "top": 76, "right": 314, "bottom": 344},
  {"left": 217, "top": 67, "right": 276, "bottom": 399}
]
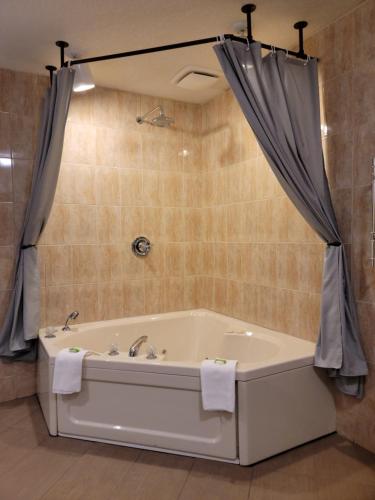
[
  {"left": 56, "top": 368, "right": 237, "bottom": 461},
  {"left": 237, "top": 365, "right": 336, "bottom": 465}
]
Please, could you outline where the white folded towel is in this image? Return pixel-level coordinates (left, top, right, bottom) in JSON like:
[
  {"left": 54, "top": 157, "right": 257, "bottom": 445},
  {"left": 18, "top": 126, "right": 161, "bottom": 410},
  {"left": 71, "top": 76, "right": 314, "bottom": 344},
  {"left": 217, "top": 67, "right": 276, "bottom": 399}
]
[
  {"left": 52, "top": 347, "right": 88, "bottom": 394},
  {"left": 200, "top": 359, "right": 238, "bottom": 413}
]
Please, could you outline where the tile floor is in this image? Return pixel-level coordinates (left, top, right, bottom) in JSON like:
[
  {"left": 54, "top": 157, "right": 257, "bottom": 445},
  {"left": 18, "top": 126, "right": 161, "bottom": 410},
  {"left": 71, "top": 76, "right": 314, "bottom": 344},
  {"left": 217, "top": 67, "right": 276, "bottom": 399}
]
[{"left": 0, "top": 396, "right": 374, "bottom": 500}]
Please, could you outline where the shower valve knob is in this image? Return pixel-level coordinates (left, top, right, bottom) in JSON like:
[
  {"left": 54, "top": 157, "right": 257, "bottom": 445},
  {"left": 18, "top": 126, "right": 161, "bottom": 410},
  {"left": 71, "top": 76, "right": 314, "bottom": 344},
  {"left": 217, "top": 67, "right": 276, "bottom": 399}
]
[{"left": 132, "top": 236, "right": 152, "bottom": 256}]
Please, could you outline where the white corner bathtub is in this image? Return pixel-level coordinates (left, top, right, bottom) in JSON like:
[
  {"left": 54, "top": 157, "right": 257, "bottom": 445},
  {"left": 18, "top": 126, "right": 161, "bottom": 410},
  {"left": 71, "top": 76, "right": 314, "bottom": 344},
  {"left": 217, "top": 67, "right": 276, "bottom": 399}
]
[{"left": 37, "top": 309, "right": 336, "bottom": 465}]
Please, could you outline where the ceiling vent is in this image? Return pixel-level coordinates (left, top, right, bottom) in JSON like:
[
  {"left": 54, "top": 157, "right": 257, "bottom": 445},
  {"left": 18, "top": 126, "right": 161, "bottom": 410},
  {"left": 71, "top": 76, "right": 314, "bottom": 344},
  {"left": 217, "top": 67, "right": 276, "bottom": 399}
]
[
  {"left": 172, "top": 66, "right": 221, "bottom": 90},
  {"left": 177, "top": 71, "right": 219, "bottom": 90}
]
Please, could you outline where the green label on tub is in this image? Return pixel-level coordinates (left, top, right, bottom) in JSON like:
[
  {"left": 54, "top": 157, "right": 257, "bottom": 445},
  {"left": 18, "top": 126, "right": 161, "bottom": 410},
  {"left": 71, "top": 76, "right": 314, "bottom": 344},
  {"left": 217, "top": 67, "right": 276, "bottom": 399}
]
[
  {"left": 69, "top": 347, "right": 80, "bottom": 353},
  {"left": 214, "top": 358, "right": 227, "bottom": 364}
]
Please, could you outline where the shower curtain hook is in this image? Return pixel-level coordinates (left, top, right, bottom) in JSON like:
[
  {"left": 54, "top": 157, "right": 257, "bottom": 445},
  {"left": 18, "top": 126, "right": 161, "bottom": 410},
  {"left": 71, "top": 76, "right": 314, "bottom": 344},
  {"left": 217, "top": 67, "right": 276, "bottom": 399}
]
[
  {"left": 219, "top": 34, "right": 225, "bottom": 44},
  {"left": 271, "top": 45, "right": 276, "bottom": 56},
  {"left": 304, "top": 54, "right": 311, "bottom": 66}
]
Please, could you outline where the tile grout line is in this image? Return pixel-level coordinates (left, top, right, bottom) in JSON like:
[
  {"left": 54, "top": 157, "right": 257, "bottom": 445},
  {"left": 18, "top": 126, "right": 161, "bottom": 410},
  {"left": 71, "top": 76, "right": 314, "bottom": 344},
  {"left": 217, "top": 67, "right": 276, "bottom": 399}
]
[
  {"left": 3, "top": 432, "right": 86, "bottom": 500},
  {"left": 37, "top": 453, "right": 85, "bottom": 500},
  {"left": 246, "top": 469, "right": 254, "bottom": 500},
  {"left": 175, "top": 457, "right": 196, "bottom": 500},
  {"left": 97, "top": 447, "right": 143, "bottom": 500}
]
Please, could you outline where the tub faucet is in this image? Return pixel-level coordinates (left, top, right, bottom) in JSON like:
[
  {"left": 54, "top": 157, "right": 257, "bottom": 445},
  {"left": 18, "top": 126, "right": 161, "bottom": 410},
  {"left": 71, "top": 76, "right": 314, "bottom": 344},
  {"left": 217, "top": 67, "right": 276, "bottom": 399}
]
[
  {"left": 128, "top": 335, "right": 148, "bottom": 357},
  {"left": 62, "top": 311, "right": 79, "bottom": 331}
]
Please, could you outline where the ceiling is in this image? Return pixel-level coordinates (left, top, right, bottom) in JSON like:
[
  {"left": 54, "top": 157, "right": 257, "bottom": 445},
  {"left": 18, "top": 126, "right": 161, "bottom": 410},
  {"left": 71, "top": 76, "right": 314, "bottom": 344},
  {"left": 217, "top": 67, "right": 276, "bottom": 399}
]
[{"left": 0, "top": 0, "right": 363, "bottom": 103}]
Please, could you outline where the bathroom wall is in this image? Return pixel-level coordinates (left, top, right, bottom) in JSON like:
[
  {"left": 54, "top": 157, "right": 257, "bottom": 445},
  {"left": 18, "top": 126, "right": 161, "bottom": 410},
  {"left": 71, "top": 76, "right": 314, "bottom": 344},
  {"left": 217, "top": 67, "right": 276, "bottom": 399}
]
[
  {"left": 38, "top": 87, "right": 205, "bottom": 327},
  {"left": 0, "top": 68, "right": 48, "bottom": 401},
  {"left": 199, "top": 92, "right": 325, "bottom": 342},
  {"left": 304, "top": 0, "right": 375, "bottom": 454}
]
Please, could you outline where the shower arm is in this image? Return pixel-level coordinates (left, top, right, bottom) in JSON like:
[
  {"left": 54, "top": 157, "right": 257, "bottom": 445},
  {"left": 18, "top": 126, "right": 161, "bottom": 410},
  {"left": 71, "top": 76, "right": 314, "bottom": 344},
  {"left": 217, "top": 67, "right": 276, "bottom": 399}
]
[{"left": 46, "top": 4, "right": 314, "bottom": 78}]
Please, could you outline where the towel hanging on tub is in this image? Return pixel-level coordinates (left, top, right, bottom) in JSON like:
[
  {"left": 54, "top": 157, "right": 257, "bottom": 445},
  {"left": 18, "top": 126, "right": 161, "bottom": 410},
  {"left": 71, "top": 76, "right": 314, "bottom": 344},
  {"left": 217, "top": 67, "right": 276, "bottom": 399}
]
[
  {"left": 52, "top": 347, "right": 88, "bottom": 394},
  {"left": 200, "top": 359, "right": 238, "bottom": 412}
]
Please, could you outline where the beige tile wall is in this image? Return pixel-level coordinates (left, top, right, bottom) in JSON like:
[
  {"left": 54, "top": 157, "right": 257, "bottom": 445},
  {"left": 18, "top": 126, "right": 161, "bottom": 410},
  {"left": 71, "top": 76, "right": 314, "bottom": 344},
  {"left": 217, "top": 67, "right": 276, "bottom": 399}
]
[
  {"left": 198, "top": 89, "right": 325, "bottom": 342},
  {"left": 0, "top": 68, "right": 48, "bottom": 401},
  {"left": 305, "top": 0, "right": 375, "bottom": 454},
  {"left": 38, "top": 88, "right": 205, "bottom": 327}
]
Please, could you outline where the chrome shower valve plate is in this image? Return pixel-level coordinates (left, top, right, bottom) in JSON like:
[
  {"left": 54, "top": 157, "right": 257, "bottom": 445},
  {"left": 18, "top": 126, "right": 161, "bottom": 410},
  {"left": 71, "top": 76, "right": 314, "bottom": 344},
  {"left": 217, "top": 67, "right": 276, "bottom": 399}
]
[{"left": 132, "top": 236, "right": 152, "bottom": 256}]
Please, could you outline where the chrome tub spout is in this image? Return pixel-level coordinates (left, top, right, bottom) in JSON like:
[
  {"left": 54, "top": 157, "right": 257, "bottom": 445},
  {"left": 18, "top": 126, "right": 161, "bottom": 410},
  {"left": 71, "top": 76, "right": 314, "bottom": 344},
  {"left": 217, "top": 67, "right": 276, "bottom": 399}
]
[{"left": 128, "top": 335, "right": 148, "bottom": 357}]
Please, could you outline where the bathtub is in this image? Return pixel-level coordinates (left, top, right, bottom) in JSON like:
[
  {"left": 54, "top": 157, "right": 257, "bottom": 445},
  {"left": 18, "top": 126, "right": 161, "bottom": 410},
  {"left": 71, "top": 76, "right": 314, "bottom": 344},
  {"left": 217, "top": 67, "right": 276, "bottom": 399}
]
[{"left": 37, "top": 309, "right": 335, "bottom": 465}]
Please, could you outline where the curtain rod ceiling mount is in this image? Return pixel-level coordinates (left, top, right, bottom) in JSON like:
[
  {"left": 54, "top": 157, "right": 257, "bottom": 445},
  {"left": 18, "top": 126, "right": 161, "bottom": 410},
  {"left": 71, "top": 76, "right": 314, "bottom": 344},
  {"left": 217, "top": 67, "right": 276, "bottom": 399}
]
[
  {"left": 241, "top": 4, "right": 256, "bottom": 42},
  {"left": 45, "top": 65, "right": 57, "bottom": 85},
  {"left": 293, "top": 20, "right": 308, "bottom": 57},
  {"left": 55, "top": 41, "right": 69, "bottom": 67}
]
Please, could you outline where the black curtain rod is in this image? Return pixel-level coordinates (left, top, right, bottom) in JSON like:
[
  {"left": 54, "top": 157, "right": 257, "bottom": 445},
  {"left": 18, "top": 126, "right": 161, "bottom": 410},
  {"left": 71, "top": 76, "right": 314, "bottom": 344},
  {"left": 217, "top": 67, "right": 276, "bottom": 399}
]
[{"left": 65, "top": 34, "right": 312, "bottom": 67}]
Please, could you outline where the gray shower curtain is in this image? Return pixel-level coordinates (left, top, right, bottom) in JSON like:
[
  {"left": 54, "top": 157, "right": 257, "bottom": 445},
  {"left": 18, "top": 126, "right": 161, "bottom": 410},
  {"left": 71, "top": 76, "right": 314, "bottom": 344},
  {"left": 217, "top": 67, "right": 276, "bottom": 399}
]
[
  {"left": 0, "top": 67, "right": 75, "bottom": 359},
  {"left": 214, "top": 40, "right": 367, "bottom": 397}
]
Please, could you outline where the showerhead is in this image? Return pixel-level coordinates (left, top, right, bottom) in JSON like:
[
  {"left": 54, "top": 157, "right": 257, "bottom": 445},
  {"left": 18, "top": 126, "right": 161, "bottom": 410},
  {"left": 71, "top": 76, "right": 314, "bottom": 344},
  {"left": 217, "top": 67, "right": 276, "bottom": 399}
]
[
  {"left": 136, "top": 105, "right": 174, "bottom": 128},
  {"left": 151, "top": 113, "right": 175, "bottom": 128}
]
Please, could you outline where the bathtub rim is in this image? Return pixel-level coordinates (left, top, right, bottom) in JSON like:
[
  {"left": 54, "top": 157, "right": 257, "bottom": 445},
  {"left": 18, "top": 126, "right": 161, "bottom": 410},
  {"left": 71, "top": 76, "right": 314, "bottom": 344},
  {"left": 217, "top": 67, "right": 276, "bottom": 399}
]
[{"left": 39, "top": 308, "right": 316, "bottom": 382}]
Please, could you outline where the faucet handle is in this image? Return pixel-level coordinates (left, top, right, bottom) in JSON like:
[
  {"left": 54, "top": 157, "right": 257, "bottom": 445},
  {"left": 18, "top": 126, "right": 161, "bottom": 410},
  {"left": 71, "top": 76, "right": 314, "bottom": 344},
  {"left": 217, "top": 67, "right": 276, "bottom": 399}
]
[
  {"left": 146, "top": 344, "right": 157, "bottom": 360},
  {"left": 108, "top": 343, "right": 119, "bottom": 356}
]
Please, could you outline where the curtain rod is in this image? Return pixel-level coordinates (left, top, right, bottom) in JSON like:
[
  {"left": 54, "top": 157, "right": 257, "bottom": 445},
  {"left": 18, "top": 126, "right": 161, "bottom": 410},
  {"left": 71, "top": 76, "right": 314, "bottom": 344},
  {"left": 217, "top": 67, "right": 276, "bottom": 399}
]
[{"left": 62, "top": 34, "right": 311, "bottom": 68}]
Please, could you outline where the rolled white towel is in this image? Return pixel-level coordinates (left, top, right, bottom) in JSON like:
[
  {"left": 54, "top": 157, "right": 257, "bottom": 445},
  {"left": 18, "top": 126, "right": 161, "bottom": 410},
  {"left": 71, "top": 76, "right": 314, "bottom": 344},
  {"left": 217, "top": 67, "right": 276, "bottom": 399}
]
[
  {"left": 52, "top": 347, "right": 88, "bottom": 394},
  {"left": 200, "top": 359, "right": 238, "bottom": 413}
]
